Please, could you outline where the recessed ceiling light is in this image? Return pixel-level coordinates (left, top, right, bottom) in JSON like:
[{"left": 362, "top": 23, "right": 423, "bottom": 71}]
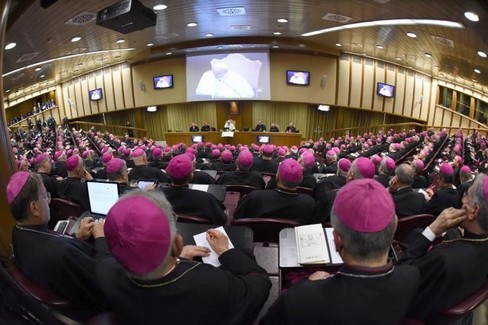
[
  {"left": 377, "top": 45, "right": 384, "bottom": 49},
  {"left": 39, "top": 75, "right": 45, "bottom": 78},
  {"left": 5, "top": 42, "right": 16, "bottom": 50},
  {"left": 147, "top": 43, "right": 154, "bottom": 47},
  {"left": 34, "top": 67, "right": 41, "bottom": 72},
  {"left": 335, "top": 43, "right": 342, "bottom": 47},
  {"left": 71, "top": 36, "right": 82, "bottom": 42},
  {"left": 478, "top": 50, "right": 487, "bottom": 58},
  {"left": 166, "top": 52, "right": 172, "bottom": 55},
  {"left": 464, "top": 11, "right": 479, "bottom": 22},
  {"left": 277, "top": 18, "right": 288, "bottom": 23},
  {"left": 78, "top": 63, "right": 83, "bottom": 66},
  {"left": 273, "top": 31, "right": 282, "bottom": 35},
  {"left": 272, "top": 45, "right": 279, "bottom": 49},
  {"left": 474, "top": 68, "right": 481, "bottom": 74},
  {"left": 153, "top": 4, "right": 168, "bottom": 11},
  {"left": 205, "top": 33, "right": 214, "bottom": 37},
  {"left": 396, "top": 57, "right": 402, "bottom": 61},
  {"left": 5, "top": 89, "right": 10, "bottom": 93},
  {"left": 424, "top": 53, "right": 432, "bottom": 58},
  {"left": 116, "top": 39, "right": 125, "bottom": 44},
  {"left": 433, "top": 64, "right": 439, "bottom": 69},
  {"left": 406, "top": 32, "right": 417, "bottom": 38},
  {"left": 187, "top": 22, "right": 198, "bottom": 27}
]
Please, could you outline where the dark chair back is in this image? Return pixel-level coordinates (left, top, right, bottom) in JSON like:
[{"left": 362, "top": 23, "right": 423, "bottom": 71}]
[
  {"left": 176, "top": 214, "right": 212, "bottom": 225},
  {"left": 49, "top": 198, "right": 85, "bottom": 230},
  {"left": 231, "top": 218, "right": 301, "bottom": 243},
  {"left": 296, "top": 186, "right": 313, "bottom": 197},
  {"left": 225, "top": 184, "right": 257, "bottom": 198},
  {"left": 440, "top": 280, "right": 488, "bottom": 322},
  {"left": 394, "top": 214, "right": 436, "bottom": 241}
]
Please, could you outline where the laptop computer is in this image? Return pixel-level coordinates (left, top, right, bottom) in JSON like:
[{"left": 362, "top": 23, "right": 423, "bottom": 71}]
[{"left": 86, "top": 180, "right": 121, "bottom": 219}]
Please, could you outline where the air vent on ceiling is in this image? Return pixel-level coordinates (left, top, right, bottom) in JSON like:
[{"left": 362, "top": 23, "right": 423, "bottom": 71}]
[
  {"left": 65, "top": 48, "right": 88, "bottom": 55},
  {"left": 431, "top": 35, "right": 454, "bottom": 47},
  {"left": 16, "top": 52, "right": 39, "bottom": 63},
  {"left": 157, "top": 32, "right": 180, "bottom": 39},
  {"left": 322, "top": 13, "right": 352, "bottom": 23},
  {"left": 10, "top": 73, "right": 25, "bottom": 81},
  {"left": 217, "top": 7, "right": 246, "bottom": 16},
  {"left": 65, "top": 11, "right": 97, "bottom": 25},
  {"left": 230, "top": 25, "right": 251, "bottom": 30}
]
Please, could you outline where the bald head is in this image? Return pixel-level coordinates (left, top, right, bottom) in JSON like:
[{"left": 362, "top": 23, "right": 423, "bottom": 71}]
[{"left": 395, "top": 163, "right": 414, "bottom": 186}]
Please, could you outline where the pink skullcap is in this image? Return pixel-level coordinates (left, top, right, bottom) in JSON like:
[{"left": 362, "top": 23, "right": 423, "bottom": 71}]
[
  {"left": 54, "top": 151, "right": 63, "bottom": 160},
  {"left": 153, "top": 148, "right": 162, "bottom": 157},
  {"left": 355, "top": 157, "right": 375, "bottom": 179},
  {"left": 252, "top": 144, "right": 260, "bottom": 152},
  {"left": 238, "top": 150, "right": 253, "bottom": 168},
  {"left": 221, "top": 150, "right": 233, "bottom": 163},
  {"left": 205, "top": 142, "right": 212, "bottom": 147},
  {"left": 81, "top": 150, "right": 89, "bottom": 158},
  {"left": 197, "top": 142, "right": 204, "bottom": 148},
  {"left": 384, "top": 157, "right": 395, "bottom": 171},
  {"left": 133, "top": 149, "right": 145, "bottom": 158},
  {"left": 185, "top": 152, "right": 195, "bottom": 162},
  {"left": 7, "top": 171, "right": 30, "bottom": 204},
  {"left": 104, "top": 196, "right": 171, "bottom": 275},
  {"left": 278, "top": 148, "right": 286, "bottom": 157},
  {"left": 483, "top": 176, "right": 488, "bottom": 206},
  {"left": 102, "top": 152, "right": 113, "bottom": 164},
  {"left": 440, "top": 163, "right": 454, "bottom": 175},
  {"left": 370, "top": 154, "right": 382, "bottom": 166},
  {"left": 415, "top": 160, "right": 424, "bottom": 171},
  {"left": 217, "top": 143, "right": 224, "bottom": 150},
  {"left": 481, "top": 141, "right": 487, "bottom": 150},
  {"left": 35, "top": 154, "right": 48, "bottom": 166},
  {"left": 164, "top": 146, "right": 171, "bottom": 153},
  {"left": 107, "top": 158, "right": 125, "bottom": 174},
  {"left": 278, "top": 158, "right": 303, "bottom": 184},
  {"left": 338, "top": 158, "right": 351, "bottom": 172},
  {"left": 301, "top": 152, "right": 315, "bottom": 169},
  {"left": 262, "top": 145, "right": 274, "bottom": 155},
  {"left": 212, "top": 149, "right": 221, "bottom": 158},
  {"left": 167, "top": 154, "right": 193, "bottom": 180},
  {"left": 298, "top": 148, "right": 307, "bottom": 156},
  {"left": 66, "top": 149, "right": 73, "bottom": 157},
  {"left": 332, "top": 147, "right": 340, "bottom": 153},
  {"left": 239, "top": 146, "right": 247, "bottom": 152},
  {"left": 454, "top": 155, "right": 463, "bottom": 164},
  {"left": 12, "top": 147, "right": 18, "bottom": 154},
  {"left": 118, "top": 146, "right": 125, "bottom": 153},
  {"left": 460, "top": 165, "right": 471, "bottom": 174},
  {"left": 334, "top": 179, "right": 394, "bottom": 232},
  {"left": 186, "top": 148, "right": 196, "bottom": 155},
  {"left": 291, "top": 146, "right": 298, "bottom": 153},
  {"left": 101, "top": 146, "right": 109, "bottom": 154},
  {"left": 326, "top": 149, "right": 337, "bottom": 158},
  {"left": 66, "top": 155, "right": 81, "bottom": 171},
  {"left": 230, "top": 145, "right": 236, "bottom": 152},
  {"left": 124, "top": 149, "right": 131, "bottom": 157}
]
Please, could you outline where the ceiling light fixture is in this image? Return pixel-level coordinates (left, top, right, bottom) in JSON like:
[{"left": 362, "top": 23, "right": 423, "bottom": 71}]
[
  {"left": 153, "top": 4, "right": 168, "bottom": 11},
  {"left": 147, "top": 106, "right": 157, "bottom": 112},
  {"left": 187, "top": 22, "right": 198, "bottom": 27},
  {"left": 302, "top": 19, "right": 463, "bottom": 37},
  {"left": 474, "top": 68, "right": 481, "bottom": 74},
  {"left": 396, "top": 57, "right": 402, "bottom": 61},
  {"left": 34, "top": 67, "right": 41, "bottom": 72},
  {"left": 318, "top": 105, "right": 330, "bottom": 112},
  {"left": 147, "top": 43, "right": 154, "bottom": 47},
  {"left": 205, "top": 33, "right": 214, "bottom": 37},
  {"left": 273, "top": 31, "right": 282, "bottom": 35},
  {"left": 71, "top": 36, "right": 81, "bottom": 42},
  {"left": 377, "top": 45, "right": 384, "bottom": 49},
  {"left": 166, "top": 52, "right": 172, "bottom": 55},
  {"left": 335, "top": 43, "right": 342, "bottom": 47},
  {"left": 424, "top": 53, "right": 432, "bottom": 58},
  {"left": 39, "top": 75, "right": 45, "bottom": 78},
  {"left": 5, "top": 42, "right": 16, "bottom": 50},
  {"left": 478, "top": 50, "right": 487, "bottom": 58},
  {"left": 464, "top": 11, "right": 479, "bottom": 22},
  {"left": 277, "top": 18, "right": 288, "bottom": 23},
  {"left": 406, "top": 32, "right": 417, "bottom": 38},
  {"left": 116, "top": 39, "right": 125, "bottom": 44}
]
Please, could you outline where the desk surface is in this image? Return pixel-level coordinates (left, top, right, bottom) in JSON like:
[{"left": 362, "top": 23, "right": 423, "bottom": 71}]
[{"left": 189, "top": 183, "right": 226, "bottom": 202}]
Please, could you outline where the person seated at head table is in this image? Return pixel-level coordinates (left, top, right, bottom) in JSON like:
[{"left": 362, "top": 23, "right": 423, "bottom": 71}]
[
  {"left": 269, "top": 123, "right": 279, "bottom": 132},
  {"left": 234, "top": 158, "right": 314, "bottom": 224},
  {"left": 254, "top": 120, "right": 267, "bottom": 132},
  {"left": 260, "top": 179, "right": 420, "bottom": 325},
  {"left": 223, "top": 119, "right": 236, "bottom": 131},
  {"left": 398, "top": 173, "right": 488, "bottom": 322},
  {"left": 161, "top": 154, "right": 227, "bottom": 225},
  {"left": 189, "top": 122, "right": 199, "bottom": 132},
  {"left": 7, "top": 171, "right": 108, "bottom": 312},
  {"left": 91, "top": 190, "right": 271, "bottom": 325},
  {"left": 201, "top": 122, "right": 211, "bottom": 132},
  {"left": 284, "top": 122, "right": 296, "bottom": 133},
  {"left": 58, "top": 154, "right": 93, "bottom": 211}
]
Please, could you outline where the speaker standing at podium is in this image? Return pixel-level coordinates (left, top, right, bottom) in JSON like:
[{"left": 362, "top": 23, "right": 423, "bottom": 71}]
[{"left": 224, "top": 119, "right": 236, "bottom": 131}]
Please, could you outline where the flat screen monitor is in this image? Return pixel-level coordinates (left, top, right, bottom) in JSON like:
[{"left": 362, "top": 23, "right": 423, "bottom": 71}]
[
  {"left": 89, "top": 88, "right": 103, "bottom": 101},
  {"left": 191, "top": 135, "right": 203, "bottom": 143},
  {"left": 377, "top": 82, "right": 395, "bottom": 98},
  {"left": 257, "top": 135, "right": 270, "bottom": 144},
  {"left": 186, "top": 52, "right": 271, "bottom": 101},
  {"left": 153, "top": 74, "right": 174, "bottom": 89},
  {"left": 286, "top": 70, "right": 310, "bottom": 86}
]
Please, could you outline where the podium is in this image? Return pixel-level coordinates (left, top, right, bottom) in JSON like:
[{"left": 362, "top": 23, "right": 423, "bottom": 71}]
[{"left": 221, "top": 131, "right": 234, "bottom": 144}]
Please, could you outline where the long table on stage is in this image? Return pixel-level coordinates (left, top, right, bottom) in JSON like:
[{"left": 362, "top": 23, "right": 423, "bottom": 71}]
[{"left": 164, "top": 131, "right": 303, "bottom": 147}]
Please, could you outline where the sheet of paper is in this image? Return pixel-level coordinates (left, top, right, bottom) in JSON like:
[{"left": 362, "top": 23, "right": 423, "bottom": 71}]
[
  {"left": 295, "top": 224, "right": 330, "bottom": 265},
  {"left": 193, "top": 226, "right": 234, "bottom": 267},
  {"left": 190, "top": 184, "right": 209, "bottom": 192},
  {"left": 325, "top": 228, "right": 343, "bottom": 264}
]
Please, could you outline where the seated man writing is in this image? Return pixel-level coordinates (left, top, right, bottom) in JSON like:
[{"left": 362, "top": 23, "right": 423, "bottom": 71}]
[{"left": 92, "top": 190, "right": 271, "bottom": 325}]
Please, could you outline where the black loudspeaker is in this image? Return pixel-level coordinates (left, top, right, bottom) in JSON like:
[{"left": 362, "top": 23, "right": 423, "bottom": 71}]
[
  {"left": 40, "top": 0, "right": 57, "bottom": 8},
  {"left": 96, "top": 0, "right": 157, "bottom": 34}
]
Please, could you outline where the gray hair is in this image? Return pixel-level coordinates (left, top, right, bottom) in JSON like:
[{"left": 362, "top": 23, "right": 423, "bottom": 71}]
[
  {"left": 471, "top": 174, "right": 488, "bottom": 232},
  {"left": 395, "top": 163, "right": 414, "bottom": 186}
]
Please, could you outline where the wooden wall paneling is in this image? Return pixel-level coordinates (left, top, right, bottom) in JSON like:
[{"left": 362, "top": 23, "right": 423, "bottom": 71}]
[
  {"left": 337, "top": 54, "right": 350, "bottom": 107},
  {"left": 87, "top": 74, "right": 97, "bottom": 115},
  {"left": 72, "top": 77, "right": 83, "bottom": 117},
  {"left": 61, "top": 84, "right": 71, "bottom": 119},
  {"left": 419, "top": 78, "right": 431, "bottom": 121},
  {"left": 95, "top": 70, "right": 106, "bottom": 114},
  {"left": 104, "top": 67, "right": 116, "bottom": 112},
  {"left": 442, "top": 110, "right": 452, "bottom": 129},
  {"left": 384, "top": 64, "right": 396, "bottom": 114},
  {"left": 361, "top": 58, "right": 375, "bottom": 110},
  {"left": 410, "top": 74, "right": 422, "bottom": 120},
  {"left": 122, "top": 63, "right": 135, "bottom": 109},
  {"left": 80, "top": 77, "right": 90, "bottom": 116},
  {"left": 349, "top": 56, "right": 362, "bottom": 108},
  {"left": 112, "top": 65, "right": 124, "bottom": 110},
  {"left": 393, "top": 68, "right": 406, "bottom": 117},
  {"left": 451, "top": 112, "right": 461, "bottom": 128},
  {"left": 373, "top": 61, "right": 385, "bottom": 112},
  {"left": 68, "top": 82, "right": 78, "bottom": 118},
  {"left": 403, "top": 71, "right": 415, "bottom": 118}
]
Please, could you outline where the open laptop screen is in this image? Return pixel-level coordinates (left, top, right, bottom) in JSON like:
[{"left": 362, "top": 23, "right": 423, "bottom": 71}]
[{"left": 86, "top": 181, "right": 120, "bottom": 217}]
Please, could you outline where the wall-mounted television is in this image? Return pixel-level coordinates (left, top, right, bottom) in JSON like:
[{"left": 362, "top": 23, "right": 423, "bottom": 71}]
[
  {"left": 191, "top": 135, "right": 203, "bottom": 143},
  {"left": 153, "top": 74, "right": 174, "bottom": 89},
  {"left": 186, "top": 52, "right": 271, "bottom": 101},
  {"left": 89, "top": 88, "right": 103, "bottom": 101},
  {"left": 257, "top": 135, "right": 270, "bottom": 144},
  {"left": 286, "top": 70, "right": 310, "bottom": 86},
  {"left": 377, "top": 82, "right": 395, "bottom": 98}
]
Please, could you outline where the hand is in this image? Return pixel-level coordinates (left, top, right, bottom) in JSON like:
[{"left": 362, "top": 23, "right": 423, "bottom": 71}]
[
  {"left": 91, "top": 219, "right": 105, "bottom": 238},
  {"left": 75, "top": 216, "right": 95, "bottom": 240},
  {"left": 180, "top": 245, "right": 211, "bottom": 260},
  {"left": 429, "top": 208, "right": 467, "bottom": 237},
  {"left": 308, "top": 271, "right": 331, "bottom": 281},
  {"left": 82, "top": 169, "right": 93, "bottom": 181},
  {"left": 206, "top": 229, "right": 229, "bottom": 255}
]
